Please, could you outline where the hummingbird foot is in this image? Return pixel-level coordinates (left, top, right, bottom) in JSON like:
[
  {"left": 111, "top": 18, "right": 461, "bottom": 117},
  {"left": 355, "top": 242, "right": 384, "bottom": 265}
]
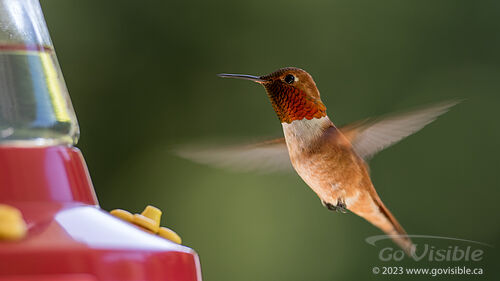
[
  {"left": 335, "top": 199, "right": 347, "bottom": 213},
  {"left": 324, "top": 201, "right": 337, "bottom": 211},
  {"left": 323, "top": 200, "right": 347, "bottom": 213}
]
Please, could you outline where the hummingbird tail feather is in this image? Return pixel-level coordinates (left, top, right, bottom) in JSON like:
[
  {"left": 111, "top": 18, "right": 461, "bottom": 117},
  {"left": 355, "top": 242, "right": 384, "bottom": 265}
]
[
  {"left": 374, "top": 197, "right": 415, "bottom": 256},
  {"left": 355, "top": 194, "right": 415, "bottom": 256}
]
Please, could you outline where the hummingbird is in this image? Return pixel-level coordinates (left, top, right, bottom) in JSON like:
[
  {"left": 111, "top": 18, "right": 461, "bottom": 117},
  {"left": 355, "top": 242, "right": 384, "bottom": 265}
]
[{"left": 178, "top": 67, "right": 458, "bottom": 255}]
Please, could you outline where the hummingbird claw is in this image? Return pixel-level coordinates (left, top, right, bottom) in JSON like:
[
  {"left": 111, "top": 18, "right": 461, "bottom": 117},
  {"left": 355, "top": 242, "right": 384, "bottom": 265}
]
[
  {"left": 336, "top": 200, "right": 347, "bottom": 213},
  {"left": 324, "top": 201, "right": 337, "bottom": 211}
]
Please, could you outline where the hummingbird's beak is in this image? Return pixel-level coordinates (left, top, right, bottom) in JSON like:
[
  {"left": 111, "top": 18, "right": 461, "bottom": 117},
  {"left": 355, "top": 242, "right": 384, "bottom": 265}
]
[{"left": 217, "top": 73, "right": 266, "bottom": 83}]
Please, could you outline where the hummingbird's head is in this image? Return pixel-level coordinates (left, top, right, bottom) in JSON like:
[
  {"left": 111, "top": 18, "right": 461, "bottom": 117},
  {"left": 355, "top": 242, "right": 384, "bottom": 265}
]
[{"left": 218, "top": 67, "right": 327, "bottom": 123}]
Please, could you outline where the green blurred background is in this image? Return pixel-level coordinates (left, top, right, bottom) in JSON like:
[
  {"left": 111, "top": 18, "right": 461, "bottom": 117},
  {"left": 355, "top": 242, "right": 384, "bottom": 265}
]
[{"left": 41, "top": 0, "right": 499, "bottom": 280}]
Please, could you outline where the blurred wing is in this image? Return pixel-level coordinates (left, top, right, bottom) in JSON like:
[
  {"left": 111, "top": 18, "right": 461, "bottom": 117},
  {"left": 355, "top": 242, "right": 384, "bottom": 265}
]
[
  {"left": 341, "top": 100, "right": 460, "bottom": 159},
  {"left": 174, "top": 138, "right": 293, "bottom": 173}
]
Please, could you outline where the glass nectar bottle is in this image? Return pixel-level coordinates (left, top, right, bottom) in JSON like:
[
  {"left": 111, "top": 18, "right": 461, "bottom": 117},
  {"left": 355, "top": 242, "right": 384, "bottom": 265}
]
[{"left": 0, "top": 0, "right": 79, "bottom": 146}]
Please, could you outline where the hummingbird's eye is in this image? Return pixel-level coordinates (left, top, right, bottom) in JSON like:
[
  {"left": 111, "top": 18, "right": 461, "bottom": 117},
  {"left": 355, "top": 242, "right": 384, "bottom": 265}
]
[{"left": 284, "top": 74, "right": 295, "bottom": 84}]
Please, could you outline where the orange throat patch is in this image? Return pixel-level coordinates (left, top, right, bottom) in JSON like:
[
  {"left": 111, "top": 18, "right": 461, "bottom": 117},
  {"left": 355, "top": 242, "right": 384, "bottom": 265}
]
[{"left": 264, "top": 83, "right": 327, "bottom": 123}]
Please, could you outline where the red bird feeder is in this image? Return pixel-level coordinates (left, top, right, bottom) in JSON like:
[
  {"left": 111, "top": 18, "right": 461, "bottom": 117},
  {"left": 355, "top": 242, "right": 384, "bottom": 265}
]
[{"left": 0, "top": 1, "right": 201, "bottom": 280}]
